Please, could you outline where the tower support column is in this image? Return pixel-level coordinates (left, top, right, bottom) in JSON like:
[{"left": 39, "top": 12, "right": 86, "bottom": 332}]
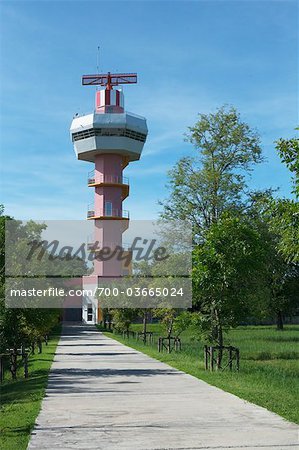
[{"left": 93, "top": 153, "right": 125, "bottom": 278}]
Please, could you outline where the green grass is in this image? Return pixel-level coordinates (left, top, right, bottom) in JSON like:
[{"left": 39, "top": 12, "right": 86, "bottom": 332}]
[
  {"left": 0, "top": 325, "right": 61, "bottom": 450},
  {"left": 100, "top": 324, "right": 299, "bottom": 424}
]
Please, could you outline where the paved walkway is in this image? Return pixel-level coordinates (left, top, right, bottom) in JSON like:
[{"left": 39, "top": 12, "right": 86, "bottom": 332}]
[{"left": 28, "top": 324, "right": 298, "bottom": 450}]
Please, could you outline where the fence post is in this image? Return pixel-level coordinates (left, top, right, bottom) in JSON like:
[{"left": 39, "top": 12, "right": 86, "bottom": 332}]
[
  {"left": 10, "top": 350, "right": 17, "bottom": 380},
  {"left": 210, "top": 346, "right": 214, "bottom": 372},
  {"left": 158, "top": 337, "right": 161, "bottom": 352},
  {"left": 229, "top": 347, "right": 233, "bottom": 371},
  {"left": 24, "top": 353, "right": 28, "bottom": 378},
  {"left": 236, "top": 348, "right": 240, "bottom": 371}
]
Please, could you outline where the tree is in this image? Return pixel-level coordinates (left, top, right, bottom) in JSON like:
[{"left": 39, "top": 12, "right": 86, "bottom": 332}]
[
  {"left": 275, "top": 128, "right": 299, "bottom": 196},
  {"left": 159, "top": 106, "right": 266, "bottom": 365},
  {"left": 172, "top": 311, "right": 193, "bottom": 338},
  {"left": 0, "top": 211, "right": 62, "bottom": 358},
  {"left": 110, "top": 308, "right": 137, "bottom": 333},
  {"left": 0, "top": 208, "right": 88, "bottom": 369},
  {"left": 153, "top": 308, "right": 177, "bottom": 338},
  {"left": 269, "top": 129, "right": 299, "bottom": 263},
  {"left": 269, "top": 200, "right": 299, "bottom": 264},
  {"left": 160, "top": 105, "right": 263, "bottom": 241},
  {"left": 248, "top": 192, "right": 299, "bottom": 328},
  {"left": 267, "top": 261, "right": 299, "bottom": 330},
  {"left": 192, "top": 216, "right": 269, "bottom": 367},
  {"left": 153, "top": 308, "right": 192, "bottom": 340}
]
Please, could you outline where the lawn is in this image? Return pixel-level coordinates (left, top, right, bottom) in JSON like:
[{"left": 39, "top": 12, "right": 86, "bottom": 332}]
[
  {"left": 100, "top": 323, "right": 299, "bottom": 424},
  {"left": 0, "top": 325, "right": 61, "bottom": 450}
]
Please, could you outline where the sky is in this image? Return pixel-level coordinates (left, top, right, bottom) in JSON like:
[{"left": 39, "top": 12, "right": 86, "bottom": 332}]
[{"left": 0, "top": 0, "right": 298, "bottom": 221}]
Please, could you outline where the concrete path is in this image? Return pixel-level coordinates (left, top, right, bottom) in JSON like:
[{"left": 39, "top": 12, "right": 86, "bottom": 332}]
[{"left": 28, "top": 324, "right": 298, "bottom": 450}]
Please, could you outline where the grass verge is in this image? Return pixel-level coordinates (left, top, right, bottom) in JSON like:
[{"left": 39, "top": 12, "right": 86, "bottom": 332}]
[
  {"left": 98, "top": 324, "right": 299, "bottom": 424},
  {"left": 0, "top": 324, "right": 61, "bottom": 450}
]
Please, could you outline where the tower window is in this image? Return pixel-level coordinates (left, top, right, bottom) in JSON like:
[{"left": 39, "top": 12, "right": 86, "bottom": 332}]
[
  {"left": 105, "top": 202, "right": 113, "bottom": 216},
  {"left": 72, "top": 127, "right": 147, "bottom": 143}
]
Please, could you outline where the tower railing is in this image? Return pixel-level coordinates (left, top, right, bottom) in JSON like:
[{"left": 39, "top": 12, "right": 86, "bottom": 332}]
[
  {"left": 87, "top": 205, "right": 129, "bottom": 219},
  {"left": 88, "top": 170, "right": 129, "bottom": 186}
]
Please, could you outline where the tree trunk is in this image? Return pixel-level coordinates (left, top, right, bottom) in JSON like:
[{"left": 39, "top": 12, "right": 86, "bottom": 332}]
[
  {"left": 276, "top": 310, "right": 284, "bottom": 330},
  {"left": 214, "top": 309, "right": 223, "bottom": 369},
  {"left": 10, "top": 348, "right": 17, "bottom": 380},
  {"left": 211, "top": 304, "right": 218, "bottom": 343},
  {"left": 143, "top": 311, "right": 147, "bottom": 344},
  {"left": 216, "top": 326, "right": 223, "bottom": 369},
  {"left": 167, "top": 319, "right": 173, "bottom": 338}
]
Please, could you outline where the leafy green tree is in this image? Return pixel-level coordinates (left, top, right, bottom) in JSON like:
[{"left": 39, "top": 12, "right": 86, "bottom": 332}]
[
  {"left": 160, "top": 105, "right": 263, "bottom": 241},
  {"left": 110, "top": 308, "right": 137, "bottom": 333},
  {"left": 267, "top": 260, "right": 299, "bottom": 330},
  {"left": 0, "top": 211, "right": 62, "bottom": 357},
  {"left": 0, "top": 208, "right": 88, "bottom": 366},
  {"left": 275, "top": 128, "right": 299, "bottom": 196},
  {"left": 153, "top": 308, "right": 177, "bottom": 337},
  {"left": 269, "top": 200, "right": 299, "bottom": 264},
  {"left": 192, "top": 216, "right": 269, "bottom": 367},
  {"left": 268, "top": 129, "right": 299, "bottom": 263},
  {"left": 172, "top": 311, "right": 193, "bottom": 338},
  {"left": 159, "top": 107, "right": 267, "bottom": 364},
  {"left": 248, "top": 193, "right": 299, "bottom": 328}
]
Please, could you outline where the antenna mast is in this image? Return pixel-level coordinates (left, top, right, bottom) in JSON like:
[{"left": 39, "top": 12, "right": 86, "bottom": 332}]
[{"left": 96, "top": 46, "right": 100, "bottom": 73}]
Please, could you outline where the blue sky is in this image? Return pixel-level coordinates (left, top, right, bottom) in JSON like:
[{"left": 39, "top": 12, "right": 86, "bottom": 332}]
[{"left": 0, "top": 0, "right": 298, "bottom": 220}]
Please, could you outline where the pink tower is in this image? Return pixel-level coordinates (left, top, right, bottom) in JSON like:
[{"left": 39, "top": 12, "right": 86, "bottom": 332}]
[{"left": 70, "top": 72, "right": 148, "bottom": 323}]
